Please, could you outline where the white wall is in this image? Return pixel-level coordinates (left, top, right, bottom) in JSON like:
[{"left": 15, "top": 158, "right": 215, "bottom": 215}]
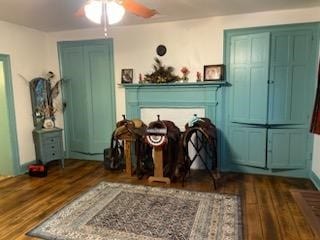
[
  {"left": 0, "top": 20, "right": 47, "bottom": 165},
  {"left": 313, "top": 135, "right": 320, "bottom": 178}
]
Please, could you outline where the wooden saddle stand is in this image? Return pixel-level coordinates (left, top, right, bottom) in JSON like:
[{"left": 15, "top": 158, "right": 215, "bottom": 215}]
[
  {"left": 112, "top": 115, "right": 152, "bottom": 178},
  {"left": 145, "top": 115, "right": 180, "bottom": 184}
]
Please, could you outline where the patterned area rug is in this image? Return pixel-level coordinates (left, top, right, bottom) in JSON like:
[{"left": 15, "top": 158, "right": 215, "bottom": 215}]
[{"left": 27, "top": 182, "right": 242, "bottom": 240}]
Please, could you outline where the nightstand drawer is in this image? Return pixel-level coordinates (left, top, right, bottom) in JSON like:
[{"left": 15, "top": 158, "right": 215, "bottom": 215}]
[
  {"left": 44, "top": 143, "right": 60, "bottom": 152},
  {"left": 46, "top": 149, "right": 61, "bottom": 161},
  {"left": 44, "top": 136, "right": 59, "bottom": 145}
]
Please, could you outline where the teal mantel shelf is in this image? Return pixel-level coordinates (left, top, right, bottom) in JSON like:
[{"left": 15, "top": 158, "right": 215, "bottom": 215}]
[{"left": 119, "top": 81, "right": 227, "bottom": 89}]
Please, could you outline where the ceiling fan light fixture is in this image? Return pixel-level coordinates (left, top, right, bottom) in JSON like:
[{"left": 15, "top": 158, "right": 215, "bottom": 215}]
[
  {"left": 106, "top": 1, "right": 125, "bottom": 25},
  {"left": 84, "top": 0, "right": 102, "bottom": 24}
]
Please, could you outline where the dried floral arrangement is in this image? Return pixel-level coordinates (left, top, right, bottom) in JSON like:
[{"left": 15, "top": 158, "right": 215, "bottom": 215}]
[
  {"left": 30, "top": 71, "right": 63, "bottom": 128},
  {"left": 144, "top": 58, "right": 180, "bottom": 83}
]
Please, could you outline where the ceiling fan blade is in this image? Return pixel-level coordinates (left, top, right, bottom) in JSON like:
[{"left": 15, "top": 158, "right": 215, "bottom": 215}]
[
  {"left": 74, "top": 6, "right": 85, "bottom": 17},
  {"left": 122, "top": 0, "right": 158, "bottom": 18}
]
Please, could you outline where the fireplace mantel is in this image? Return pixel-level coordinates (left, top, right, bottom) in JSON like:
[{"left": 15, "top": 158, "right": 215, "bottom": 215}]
[
  {"left": 121, "top": 82, "right": 227, "bottom": 123},
  {"left": 122, "top": 81, "right": 227, "bottom": 169}
]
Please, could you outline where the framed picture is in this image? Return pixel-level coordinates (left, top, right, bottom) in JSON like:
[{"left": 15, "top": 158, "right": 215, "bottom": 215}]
[
  {"left": 121, "top": 69, "right": 133, "bottom": 84},
  {"left": 203, "top": 64, "right": 224, "bottom": 81}
]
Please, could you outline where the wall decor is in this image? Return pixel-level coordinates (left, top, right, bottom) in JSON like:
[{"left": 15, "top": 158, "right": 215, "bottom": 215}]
[
  {"left": 144, "top": 58, "right": 179, "bottom": 83},
  {"left": 180, "top": 67, "right": 190, "bottom": 82},
  {"left": 121, "top": 69, "right": 133, "bottom": 84},
  {"left": 204, "top": 64, "right": 224, "bottom": 81},
  {"left": 196, "top": 72, "right": 202, "bottom": 82},
  {"left": 156, "top": 45, "right": 167, "bottom": 57},
  {"left": 29, "top": 71, "right": 62, "bottom": 129}
]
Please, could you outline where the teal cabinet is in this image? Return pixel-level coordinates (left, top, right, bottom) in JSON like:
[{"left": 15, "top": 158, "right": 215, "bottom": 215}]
[
  {"left": 267, "top": 129, "right": 307, "bottom": 169},
  {"left": 58, "top": 39, "right": 116, "bottom": 160},
  {"left": 229, "top": 126, "right": 266, "bottom": 168},
  {"left": 230, "top": 33, "right": 270, "bottom": 124},
  {"left": 33, "top": 128, "right": 64, "bottom": 167},
  {"left": 268, "top": 30, "right": 313, "bottom": 124},
  {"left": 225, "top": 23, "right": 319, "bottom": 176}
]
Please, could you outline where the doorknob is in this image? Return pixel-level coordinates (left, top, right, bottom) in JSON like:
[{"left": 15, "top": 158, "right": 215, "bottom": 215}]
[{"left": 63, "top": 102, "right": 67, "bottom": 112}]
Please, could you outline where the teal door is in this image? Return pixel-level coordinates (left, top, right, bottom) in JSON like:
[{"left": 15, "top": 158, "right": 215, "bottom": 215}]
[
  {"left": 267, "top": 129, "right": 307, "bottom": 169},
  {"left": 59, "top": 39, "right": 116, "bottom": 160},
  {"left": 0, "top": 55, "right": 19, "bottom": 175},
  {"left": 268, "top": 30, "right": 313, "bottom": 124},
  {"left": 230, "top": 32, "right": 270, "bottom": 124},
  {"left": 229, "top": 126, "right": 267, "bottom": 168}
]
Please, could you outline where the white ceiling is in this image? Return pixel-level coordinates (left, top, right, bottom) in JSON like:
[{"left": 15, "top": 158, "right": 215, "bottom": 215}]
[{"left": 0, "top": 0, "right": 319, "bottom": 32}]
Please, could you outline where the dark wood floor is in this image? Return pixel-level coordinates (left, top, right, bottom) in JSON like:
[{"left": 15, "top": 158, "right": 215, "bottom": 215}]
[{"left": 0, "top": 159, "right": 318, "bottom": 240}]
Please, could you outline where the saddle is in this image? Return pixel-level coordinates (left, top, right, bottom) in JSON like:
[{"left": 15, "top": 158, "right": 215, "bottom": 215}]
[
  {"left": 184, "top": 117, "right": 217, "bottom": 144},
  {"left": 176, "top": 115, "right": 217, "bottom": 184},
  {"left": 146, "top": 116, "right": 180, "bottom": 180},
  {"left": 106, "top": 116, "right": 153, "bottom": 177},
  {"left": 114, "top": 116, "right": 146, "bottom": 140}
]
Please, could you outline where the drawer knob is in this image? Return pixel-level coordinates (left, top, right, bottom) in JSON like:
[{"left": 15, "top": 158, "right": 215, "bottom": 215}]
[
  {"left": 51, "top": 146, "right": 55, "bottom": 149},
  {"left": 52, "top": 153, "right": 55, "bottom": 156}
]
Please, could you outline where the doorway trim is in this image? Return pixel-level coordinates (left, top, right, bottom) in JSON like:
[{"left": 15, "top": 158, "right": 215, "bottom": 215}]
[{"left": 0, "top": 54, "right": 20, "bottom": 175}]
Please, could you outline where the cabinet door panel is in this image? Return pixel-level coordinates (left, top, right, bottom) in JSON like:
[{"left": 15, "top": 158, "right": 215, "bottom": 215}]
[
  {"left": 85, "top": 44, "right": 115, "bottom": 153},
  {"left": 60, "top": 46, "right": 91, "bottom": 153},
  {"left": 59, "top": 40, "right": 115, "bottom": 158},
  {"left": 229, "top": 126, "right": 266, "bottom": 168},
  {"left": 230, "top": 33, "right": 270, "bottom": 124},
  {"left": 268, "top": 31, "right": 312, "bottom": 124},
  {"left": 268, "top": 129, "right": 307, "bottom": 169}
]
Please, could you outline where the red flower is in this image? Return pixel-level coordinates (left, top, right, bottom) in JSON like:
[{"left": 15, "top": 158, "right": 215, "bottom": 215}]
[{"left": 180, "top": 67, "right": 190, "bottom": 76}]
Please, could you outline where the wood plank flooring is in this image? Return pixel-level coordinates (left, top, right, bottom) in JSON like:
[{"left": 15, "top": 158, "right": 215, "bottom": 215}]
[
  {"left": 291, "top": 190, "right": 320, "bottom": 239},
  {"left": 0, "top": 159, "right": 318, "bottom": 240}
]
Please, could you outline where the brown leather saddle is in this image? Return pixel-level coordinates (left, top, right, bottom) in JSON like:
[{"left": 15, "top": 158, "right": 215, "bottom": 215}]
[
  {"left": 145, "top": 116, "right": 180, "bottom": 180},
  {"left": 114, "top": 117, "right": 147, "bottom": 140},
  {"left": 178, "top": 116, "right": 218, "bottom": 188},
  {"left": 106, "top": 116, "right": 153, "bottom": 177}
]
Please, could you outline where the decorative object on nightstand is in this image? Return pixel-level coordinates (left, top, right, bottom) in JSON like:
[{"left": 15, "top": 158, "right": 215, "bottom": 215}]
[
  {"left": 29, "top": 71, "right": 64, "bottom": 169},
  {"left": 29, "top": 71, "right": 62, "bottom": 129},
  {"left": 32, "top": 128, "right": 64, "bottom": 168}
]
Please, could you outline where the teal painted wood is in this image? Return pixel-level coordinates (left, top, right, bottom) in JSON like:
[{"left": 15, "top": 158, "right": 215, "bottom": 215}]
[
  {"left": 32, "top": 128, "right": 64, "bottom": 167},
  {"left": 228, "top": 125, "right": 267, "bottom": 168},
  {"left": 267, "top": 128, "right": 307, "bottom": 169},
  {"left": 123, "top": 83, "right": 224, "bottom": 121},
  {"left": 84, "top": 43, "right": 115, "bottom": 153},
  {"left": 123, "top": 82, "right": 225, "bottom": 168},
  {"left": 230, "top": 32, "right": 270, "bottom": 124},
  {"left": 223, "top": 22, "right": 320, "bottom": 178},
  {"left": 58, "top": 39, "right": 116, "bottom": 160},
  {"left": 60, "top": 44, "right": 90, "bottom": 154},
  {"left": 268, "top": 30, "right": 313, "bottom": 124},
  {"left": 310, "top": 171, "right": 320, "bottom": 190},
  {"left": 0, "top": 54, "right": 20, "bottom": 176}
]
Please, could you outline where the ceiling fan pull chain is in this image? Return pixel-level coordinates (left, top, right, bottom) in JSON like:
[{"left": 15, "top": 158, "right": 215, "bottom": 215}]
[{"left": 103, "top": 1, "right": 108, "bottom": 38}]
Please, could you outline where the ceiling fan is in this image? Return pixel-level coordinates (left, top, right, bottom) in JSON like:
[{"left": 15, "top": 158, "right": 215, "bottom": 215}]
[{"left": 75, "top": 0, "right": 158, "bottom": 36}]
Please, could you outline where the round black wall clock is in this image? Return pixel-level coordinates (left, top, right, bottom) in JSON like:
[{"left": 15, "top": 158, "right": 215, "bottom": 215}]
[{"left": 156, "top": 45, "right": 167, "bottom": 56}]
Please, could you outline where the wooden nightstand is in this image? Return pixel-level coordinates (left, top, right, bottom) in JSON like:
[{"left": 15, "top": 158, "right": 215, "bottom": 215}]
[{"left": 32, "top": 128, "right": 64, "bottom": 167}]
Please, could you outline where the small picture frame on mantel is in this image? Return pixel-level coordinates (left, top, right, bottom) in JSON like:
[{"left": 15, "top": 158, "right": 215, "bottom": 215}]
[
  {"left": 121, "top": 69, "right": 133, "bottom": 84},
  {"left": 204, "top": 64, "right": 225, "bottom": 81}
]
